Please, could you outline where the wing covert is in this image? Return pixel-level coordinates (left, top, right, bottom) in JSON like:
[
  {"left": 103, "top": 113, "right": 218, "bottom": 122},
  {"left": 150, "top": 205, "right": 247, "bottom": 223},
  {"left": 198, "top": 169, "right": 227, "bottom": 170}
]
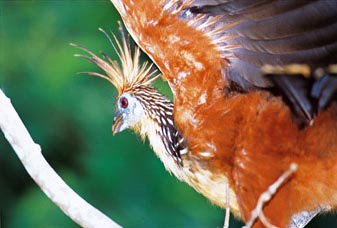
[{"left": 188, "top": 0, "right": 337, "bottom": 125}]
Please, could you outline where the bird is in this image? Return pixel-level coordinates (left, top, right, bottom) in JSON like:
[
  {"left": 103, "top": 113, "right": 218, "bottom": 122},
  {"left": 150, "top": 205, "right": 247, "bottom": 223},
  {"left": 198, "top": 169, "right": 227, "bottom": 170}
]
[{"left": 73, "top": 0, "right": 337, "bottom": 227}]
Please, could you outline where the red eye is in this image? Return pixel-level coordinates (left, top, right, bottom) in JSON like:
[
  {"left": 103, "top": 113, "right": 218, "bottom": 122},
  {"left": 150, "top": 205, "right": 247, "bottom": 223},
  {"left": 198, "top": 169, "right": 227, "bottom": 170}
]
[{"left": 120, "top": 97, "right": 128, "bottom": 108}]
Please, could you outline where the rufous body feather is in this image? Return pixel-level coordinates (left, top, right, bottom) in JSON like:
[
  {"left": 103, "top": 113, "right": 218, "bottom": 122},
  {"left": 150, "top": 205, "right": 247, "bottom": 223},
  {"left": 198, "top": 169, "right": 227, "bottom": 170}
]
[{"left": 105, "top": 1, "right": 337, "bottom": 227}]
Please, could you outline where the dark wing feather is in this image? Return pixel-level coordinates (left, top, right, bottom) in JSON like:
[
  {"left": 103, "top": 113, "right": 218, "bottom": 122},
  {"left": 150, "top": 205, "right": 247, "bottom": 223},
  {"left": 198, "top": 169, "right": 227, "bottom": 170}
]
[{"left": 189, "top": 0, "right": 337, "bottom": 124}]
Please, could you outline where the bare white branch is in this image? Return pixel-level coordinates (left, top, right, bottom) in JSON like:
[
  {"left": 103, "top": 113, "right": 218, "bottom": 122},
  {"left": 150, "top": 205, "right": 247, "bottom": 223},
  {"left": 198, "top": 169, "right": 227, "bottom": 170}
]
[{"left": 0, "top": 89, "right": 122, "bottom": 228}]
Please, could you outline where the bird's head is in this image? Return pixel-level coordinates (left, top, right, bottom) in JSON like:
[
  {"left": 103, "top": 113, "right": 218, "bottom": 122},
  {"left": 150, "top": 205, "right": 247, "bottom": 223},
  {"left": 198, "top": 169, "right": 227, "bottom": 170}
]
[
  {"left": 71, "top": 27, "right": 165, "bottom": 137},
  {"left": 112, "top": 92, "right": 144, "bottom": 135},
  {"left": 72, "top": 27, "right": 186, "bottom": 168}
]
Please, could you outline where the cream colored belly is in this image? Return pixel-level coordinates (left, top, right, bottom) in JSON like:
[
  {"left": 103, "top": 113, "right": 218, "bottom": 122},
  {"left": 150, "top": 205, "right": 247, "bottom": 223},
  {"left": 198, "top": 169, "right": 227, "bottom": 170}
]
[
  {"left": 183, "top": 161, "right": 241, "bottom": 216},
  {"left": 146, "top": 127, "right": 240, "bottom": 216}
]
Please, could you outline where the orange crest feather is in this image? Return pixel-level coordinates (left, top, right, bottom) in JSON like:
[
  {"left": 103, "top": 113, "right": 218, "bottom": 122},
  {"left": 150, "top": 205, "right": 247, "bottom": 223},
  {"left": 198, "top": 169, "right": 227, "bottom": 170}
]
[{"left": 71, "top": 25, "right": 160, "bottom": 95}]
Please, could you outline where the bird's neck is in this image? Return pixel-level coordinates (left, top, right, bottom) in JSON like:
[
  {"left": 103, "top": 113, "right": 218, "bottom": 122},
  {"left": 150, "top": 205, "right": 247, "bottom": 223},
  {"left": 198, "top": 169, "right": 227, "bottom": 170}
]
[
  {"left": 134, "top": 88, "right": 189, "bottom": 180},
  {"left": 140, "top": 119, "right": 187, "bottom": 180}
]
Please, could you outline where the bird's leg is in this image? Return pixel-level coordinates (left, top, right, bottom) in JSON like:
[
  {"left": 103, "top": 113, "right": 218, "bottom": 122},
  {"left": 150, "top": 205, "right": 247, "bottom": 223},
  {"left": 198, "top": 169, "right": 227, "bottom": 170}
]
[
  {"left": 243, "top": 163, "right": 298, "bottom": 228},
  {"left": 223, "top": 183, "right": 231, "bottom": 228}
]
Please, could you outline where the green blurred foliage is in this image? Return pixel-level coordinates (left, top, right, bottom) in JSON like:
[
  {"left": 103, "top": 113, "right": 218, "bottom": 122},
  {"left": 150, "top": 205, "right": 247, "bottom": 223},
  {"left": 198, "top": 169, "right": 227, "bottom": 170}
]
[
  {"left": 0, "top": 1, "right": 236, "bottom": 228},
  {"left": 0, "top": 1, "right": 335, "bottom": 228}
]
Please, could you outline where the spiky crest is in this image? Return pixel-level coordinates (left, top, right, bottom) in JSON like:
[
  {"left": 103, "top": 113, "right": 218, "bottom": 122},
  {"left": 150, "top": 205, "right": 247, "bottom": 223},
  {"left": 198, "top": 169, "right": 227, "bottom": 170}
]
[{"left": 71, "top": 25, "right": 160, "bottom": 95}]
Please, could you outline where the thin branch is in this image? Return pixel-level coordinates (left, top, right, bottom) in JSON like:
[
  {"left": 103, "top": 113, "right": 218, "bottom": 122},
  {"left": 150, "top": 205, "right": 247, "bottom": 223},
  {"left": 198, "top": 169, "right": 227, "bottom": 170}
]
[
  {"left": 243, "top": 163, "right": 298, "bottom": 228},
  {"left": 223, "top": 183, "right": 231, "bottom": 228},
  {"left": 0, "top": 89, "right": 122, "bottom": 228}
]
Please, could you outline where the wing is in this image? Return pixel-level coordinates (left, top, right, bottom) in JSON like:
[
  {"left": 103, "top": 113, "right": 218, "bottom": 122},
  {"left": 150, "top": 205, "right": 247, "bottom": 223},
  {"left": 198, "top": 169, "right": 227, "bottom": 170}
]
[
  {"left": 111, "top": 0, "right": 337, "bottom": 125},
  {"left": 189, "top": 0, "right": 337, "bottom": 86},
  {"left": 188, "top": 0, "right": 337, "bottom": 124}
]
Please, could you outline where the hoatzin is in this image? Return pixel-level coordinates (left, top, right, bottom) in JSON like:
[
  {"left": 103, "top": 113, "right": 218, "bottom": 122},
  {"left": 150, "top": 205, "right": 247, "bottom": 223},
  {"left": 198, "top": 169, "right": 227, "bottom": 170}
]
[{"left": 73, "top": 0, "right": 337, "bottom": 227}]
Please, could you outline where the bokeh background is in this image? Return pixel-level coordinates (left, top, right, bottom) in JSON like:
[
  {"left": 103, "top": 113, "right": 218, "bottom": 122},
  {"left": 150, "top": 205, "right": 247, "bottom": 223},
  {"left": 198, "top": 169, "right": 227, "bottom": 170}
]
[{"left": 0, "top": 1, "right": 336, "bottom": 228}]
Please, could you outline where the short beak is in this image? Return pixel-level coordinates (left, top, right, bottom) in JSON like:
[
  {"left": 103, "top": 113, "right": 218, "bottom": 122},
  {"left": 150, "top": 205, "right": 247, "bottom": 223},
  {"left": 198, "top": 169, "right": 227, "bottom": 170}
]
[{"left": 112, "top": 110, "right": 123, "bottom": 135}]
